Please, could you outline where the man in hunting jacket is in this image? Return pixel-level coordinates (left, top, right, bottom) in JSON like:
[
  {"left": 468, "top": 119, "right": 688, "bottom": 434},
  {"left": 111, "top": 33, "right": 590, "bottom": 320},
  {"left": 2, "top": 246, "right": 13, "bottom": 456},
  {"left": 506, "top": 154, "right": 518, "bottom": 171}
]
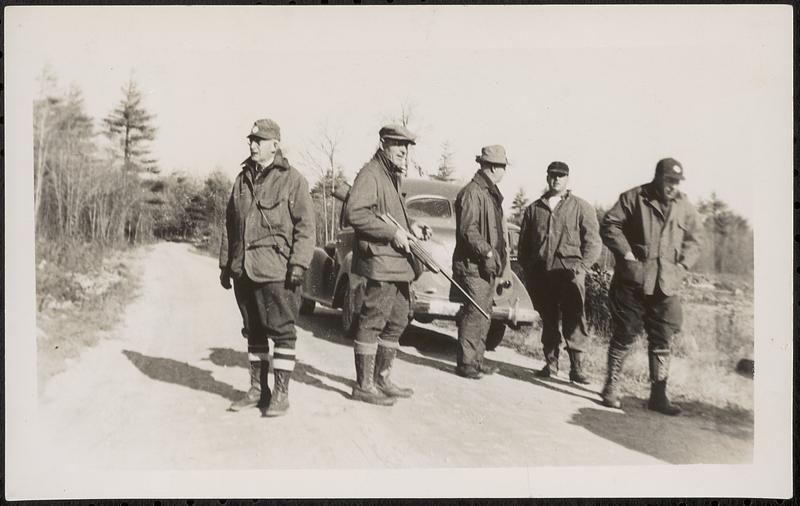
[
  {"left": 518, "top": 161, "right": 601, "bottom": 384},
  {"left": 344, "top": 124, "right": 431, "bottom": 406},
  {"left": 219, "top": 118, "right": 315, "bottom": 417},
  {"left": 451, "top": 145, "right": 510, "bottom": 379},
  {"left": 600, "top": 157, "right": 703, "bottom": 415}
]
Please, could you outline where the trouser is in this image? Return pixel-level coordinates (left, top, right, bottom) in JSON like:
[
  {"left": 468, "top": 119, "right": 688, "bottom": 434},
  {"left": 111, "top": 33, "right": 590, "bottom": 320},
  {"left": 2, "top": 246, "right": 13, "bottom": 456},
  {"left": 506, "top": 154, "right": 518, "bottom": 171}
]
[
  {"left": 608, "top": 276, "right": 682, "bottom": 352},
  {"left": 233, "top": 275, "right": 300, "bottom": 372},
  {"left": 526, "top": 267, "right": 589, "bottom": 353},
  {"left": 354, "top": 280, "right": 412, "bottom": 355},
  {"left": 454, "top": 274, "right": 494, "bottom": 370}
]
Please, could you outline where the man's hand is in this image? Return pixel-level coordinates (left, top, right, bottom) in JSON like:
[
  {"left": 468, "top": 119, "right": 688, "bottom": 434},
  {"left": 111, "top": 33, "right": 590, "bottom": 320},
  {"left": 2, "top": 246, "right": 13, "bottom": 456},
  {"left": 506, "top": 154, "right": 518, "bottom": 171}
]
[
  {"left": 219, "top": 268, "right": 232, "bottom": 290},
  {"left": 410, "top": 221, "right": 433, "bottom": 241},
  {"left": 287, "top": 265, "right": 306, "bottom": 287},
  {"left": 391, "top": 227, "right": 413, "bottom": 253},
  {"left": 623, "top": 251, "right": 637, "bottom": 261}
]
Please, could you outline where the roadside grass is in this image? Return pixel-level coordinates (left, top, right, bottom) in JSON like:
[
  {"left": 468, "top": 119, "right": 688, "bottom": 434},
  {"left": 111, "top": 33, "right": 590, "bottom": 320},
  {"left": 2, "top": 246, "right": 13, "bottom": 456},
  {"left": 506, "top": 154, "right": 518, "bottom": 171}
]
[{"left": 36, "top": 239, "right": 142, "bottom": 393}]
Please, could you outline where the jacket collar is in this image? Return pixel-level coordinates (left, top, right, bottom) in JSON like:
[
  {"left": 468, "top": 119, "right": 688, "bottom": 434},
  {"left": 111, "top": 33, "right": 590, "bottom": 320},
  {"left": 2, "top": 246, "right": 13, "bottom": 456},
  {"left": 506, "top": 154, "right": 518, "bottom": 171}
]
[
  {"left": 472, "top": 170, "right": 504, "bottom": 205},
  {"left": 240, "top": 151, "right": 291, "bottom": 178},
  {"left": 535, "top": 190, "right": 571, "bottom": 207}
]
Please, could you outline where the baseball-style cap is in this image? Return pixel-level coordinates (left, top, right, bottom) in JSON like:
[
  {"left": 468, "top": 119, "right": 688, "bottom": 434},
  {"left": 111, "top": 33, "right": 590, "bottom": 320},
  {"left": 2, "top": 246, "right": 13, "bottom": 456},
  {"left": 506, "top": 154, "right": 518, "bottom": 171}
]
[
  {"left": 247, "top": 118, "right": 281, "bottom": 141},
  {"left": 655, "top": 158, "right": 685, "bottom": 180},
  {"left": 475, "top": 145, "right": 509, "bottom": 166},
  {"left": 379, "top": 124, "right": 416, "bottom": 145},
  {"left": 547, "top": 161, "right": 569, "bottom": 176}
]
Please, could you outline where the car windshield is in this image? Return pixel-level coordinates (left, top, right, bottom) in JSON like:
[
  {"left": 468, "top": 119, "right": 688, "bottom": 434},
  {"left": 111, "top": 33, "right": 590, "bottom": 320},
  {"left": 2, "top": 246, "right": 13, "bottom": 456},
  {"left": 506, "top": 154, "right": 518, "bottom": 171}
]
[{"left": 406, "top": 197, "right": 452, "bottom": 219}]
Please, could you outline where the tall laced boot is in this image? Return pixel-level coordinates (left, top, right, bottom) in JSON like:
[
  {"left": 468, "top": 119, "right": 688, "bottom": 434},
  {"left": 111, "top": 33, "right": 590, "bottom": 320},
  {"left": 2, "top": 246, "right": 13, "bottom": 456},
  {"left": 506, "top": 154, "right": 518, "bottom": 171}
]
[
  {"left": 352, "top": 353, "right": 396, "bottom": 406},
  {"left": 567, "top": 349, "right": 591, "bottom": 385},
  {"left": 535, "top": 347, "right": 560, "bottom": 378},
  {"left": 264, "top": 368, "right": 291, "bottom": 417},
  {"left": 375, "top": 346, "right": 413, "bottom": 398},
  {"left": 229, "top": 360, "right": 264, "bottom": 412},
  {"left": 601, "top": 343, "right": 629, "bottom": 409},
  {"left": 647, "top": 351, "right": 681, "bottom": 416}
]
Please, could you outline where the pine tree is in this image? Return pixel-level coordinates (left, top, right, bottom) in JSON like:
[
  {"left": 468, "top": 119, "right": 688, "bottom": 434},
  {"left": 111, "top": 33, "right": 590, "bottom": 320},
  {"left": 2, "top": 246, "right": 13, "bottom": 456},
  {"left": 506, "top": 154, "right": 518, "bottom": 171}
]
[
  {"left": 103, "top": 78, "right": 158, "bottom": 173},
  {"left": 509, "top": 188, "right": 530, "bottom": 226},
  {"left": 430, "top": 141, "right": 456, "bottom": 182}
]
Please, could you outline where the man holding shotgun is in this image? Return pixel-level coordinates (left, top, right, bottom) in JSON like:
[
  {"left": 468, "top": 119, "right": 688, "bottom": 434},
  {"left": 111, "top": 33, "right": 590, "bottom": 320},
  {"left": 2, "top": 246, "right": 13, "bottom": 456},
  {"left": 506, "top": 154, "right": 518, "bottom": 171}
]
[
  {"left": 451, "top": 145, "right": 510, "bottom": 379},
  {"left": 343, "top": 124, "right": 431, "bottom": 406}
]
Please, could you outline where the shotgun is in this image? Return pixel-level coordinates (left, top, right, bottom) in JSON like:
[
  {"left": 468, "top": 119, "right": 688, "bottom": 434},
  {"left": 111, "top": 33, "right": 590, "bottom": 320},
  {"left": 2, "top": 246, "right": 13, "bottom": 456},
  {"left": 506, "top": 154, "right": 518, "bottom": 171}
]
[
  {"left": 379, "top": 212, "right": 490, "bottom": 320},
  {"left": 332, "top": 182, "right": 490, "bottom": 320}
]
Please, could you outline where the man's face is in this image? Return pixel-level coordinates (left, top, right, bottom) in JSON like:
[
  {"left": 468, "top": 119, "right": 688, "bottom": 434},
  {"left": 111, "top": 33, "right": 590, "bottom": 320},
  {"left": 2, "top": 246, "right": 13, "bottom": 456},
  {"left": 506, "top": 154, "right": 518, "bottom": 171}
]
[
  {"left": 381, "top": 139, "right": 410, "bottom": 171},
  {"left": 249, "top": 137, "right": 279, "bottom": 166},
  {"left": 481, "top": 163, "right": 507, "bottom": 184},
  {"left": 656, "top": 174, "right": 682, "bottom": 201},
  {"left": 546, "top": 172, "right": 569, "bottom": 194}
]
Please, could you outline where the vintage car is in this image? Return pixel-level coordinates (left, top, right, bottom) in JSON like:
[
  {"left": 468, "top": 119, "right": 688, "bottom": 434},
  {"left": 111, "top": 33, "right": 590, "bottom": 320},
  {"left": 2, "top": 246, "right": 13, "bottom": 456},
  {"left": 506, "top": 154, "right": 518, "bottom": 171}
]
[{"left": 299, "top": 179, "right": 537, "bottom": 350}]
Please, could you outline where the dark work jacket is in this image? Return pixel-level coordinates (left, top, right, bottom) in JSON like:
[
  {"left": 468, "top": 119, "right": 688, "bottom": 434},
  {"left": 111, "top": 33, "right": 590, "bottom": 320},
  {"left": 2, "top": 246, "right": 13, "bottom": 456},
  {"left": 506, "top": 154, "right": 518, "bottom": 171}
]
[
  {"left": 601, "top": 182, "right": 703, "bottom": 296},
  {"left": 517, "top": 191, "right": 601, "bottom": 274},
  {"left": 219, "top": 152, "right": 315, "bottom": 283},
  {"left": 451, "top": 170, "right": 507, "bottom": 279},
  {"left": 344, "top": 150, "right": 415, "bottom": 282}
]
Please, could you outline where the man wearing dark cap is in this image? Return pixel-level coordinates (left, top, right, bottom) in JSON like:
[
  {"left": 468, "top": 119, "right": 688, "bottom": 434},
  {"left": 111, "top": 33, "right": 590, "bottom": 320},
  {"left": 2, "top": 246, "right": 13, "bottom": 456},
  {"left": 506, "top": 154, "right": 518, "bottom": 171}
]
[
  {"left": 451, "top": 145, "right": 510, "bottom": 379},
  {"left": 517, "top": 161, "right": 601, "bottom": 383},
  {"left": 343, "top": 124, "right": 431, "bottom": 405},
  {"left": 219, "top": 118, "right": 315, "bottom": 417},
  {"left": 600, "top": 157, "right": 703, "bottom": 415}
]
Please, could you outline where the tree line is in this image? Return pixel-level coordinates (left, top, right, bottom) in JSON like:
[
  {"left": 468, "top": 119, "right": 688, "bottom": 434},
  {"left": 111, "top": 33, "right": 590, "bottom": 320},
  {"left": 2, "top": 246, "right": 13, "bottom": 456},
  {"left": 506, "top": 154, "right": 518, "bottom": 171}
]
[
  {"left": 34, "top": 69, "right": 231, "bottom": 265},
  {"left": 34, "top": 68, "right": 752, "bottom": 278}
]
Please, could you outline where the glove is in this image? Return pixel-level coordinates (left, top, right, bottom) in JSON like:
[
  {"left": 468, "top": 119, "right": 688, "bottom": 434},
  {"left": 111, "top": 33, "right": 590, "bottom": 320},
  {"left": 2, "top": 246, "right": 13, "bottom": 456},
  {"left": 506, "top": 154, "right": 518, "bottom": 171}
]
[
  {"left": 479, "top": 249, "right": 500, "bottom": 279},
  {"left": 287, "top": 265, "right": 306, "bottom": 287},
  {"left": 219, "top": 268, "right": 232, "bottom": 290}
]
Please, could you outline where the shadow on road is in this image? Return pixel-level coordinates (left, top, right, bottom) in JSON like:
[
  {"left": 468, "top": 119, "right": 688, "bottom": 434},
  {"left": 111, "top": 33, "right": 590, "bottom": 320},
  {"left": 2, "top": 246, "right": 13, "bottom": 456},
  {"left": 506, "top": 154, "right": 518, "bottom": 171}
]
[
  {"left": 206, "top": 347, "right": 353, "bottom": 399},
  {"left": 123, "top": 349, "right": 242, "bottom": 401},
  {"left": 299, "top": 311, "right": 603, "bottom": 405},
  {"left": 569, "top": 396, "right": 753, "bottom": 464}
]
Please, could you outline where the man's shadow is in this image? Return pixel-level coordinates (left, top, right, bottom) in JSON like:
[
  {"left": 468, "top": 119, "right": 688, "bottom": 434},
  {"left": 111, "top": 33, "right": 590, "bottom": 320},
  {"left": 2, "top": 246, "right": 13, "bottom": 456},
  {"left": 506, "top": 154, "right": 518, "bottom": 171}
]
[
  {"left": 206, "top": 347, "right": 353, "bottom": 399},
  {"left": 569, "top": 397, "right": 754, "bottom": 464},
  {"left": 398, "top": 325, "right": 604, "bottom": 404},
  {"left": 299, "top": 310, "right": 603, "bottom": 405},
  {"left": 123, "top": 349, "right": 242, "bottom": 401}
]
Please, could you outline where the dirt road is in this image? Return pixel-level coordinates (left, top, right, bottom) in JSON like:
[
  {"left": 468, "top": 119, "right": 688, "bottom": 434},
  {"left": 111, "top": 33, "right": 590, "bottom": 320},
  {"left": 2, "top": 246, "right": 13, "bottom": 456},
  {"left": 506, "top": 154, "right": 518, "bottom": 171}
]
[{"left": 35, "top": 242, "right": 752, "bottom": 472}]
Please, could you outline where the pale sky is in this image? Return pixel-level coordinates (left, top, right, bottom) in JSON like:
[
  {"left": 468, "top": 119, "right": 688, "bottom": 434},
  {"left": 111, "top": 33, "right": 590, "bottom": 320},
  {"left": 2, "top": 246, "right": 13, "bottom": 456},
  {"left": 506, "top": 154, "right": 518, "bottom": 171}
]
[{"left": 6, "top": 5, "right": 793, "bottom": 219}]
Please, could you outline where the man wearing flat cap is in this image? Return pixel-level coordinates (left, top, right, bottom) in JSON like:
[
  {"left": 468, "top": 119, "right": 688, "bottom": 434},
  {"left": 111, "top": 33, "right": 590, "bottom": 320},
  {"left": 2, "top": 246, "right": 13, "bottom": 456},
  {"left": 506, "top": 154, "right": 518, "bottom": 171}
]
[
  {"left": 343, "top": 124, "right": 431, "bottom": 405},
  {"left": 600, "top": 157, "right": 702, "bottom": 415},
  {"left": 451, "top": 145, "right": 510, "bottom": 379},
  {"left": 518, "top": 161, "right": 601, "bottom": 384},
  {"left": 219, "top": 118, "right": 315, "bottom": 417}
]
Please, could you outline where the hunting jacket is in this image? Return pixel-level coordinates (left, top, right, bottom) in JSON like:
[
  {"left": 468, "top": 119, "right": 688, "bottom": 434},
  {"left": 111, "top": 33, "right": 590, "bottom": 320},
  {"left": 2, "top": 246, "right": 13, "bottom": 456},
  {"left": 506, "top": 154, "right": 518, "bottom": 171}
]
[
  {"left": 517, "top": 191, "right": 601, "bottom": 274},
  {"left": 601, "top": 182, "right": 703, "bottom": 296},
  {"left": 452, "top": 170, "right": 507, "bottom": 280},
  {"left": 219, "top": 152, "right": 315, "bottom": 283},
  {"left": 344, "top": 150, "right": 415, "bottom": 282}
]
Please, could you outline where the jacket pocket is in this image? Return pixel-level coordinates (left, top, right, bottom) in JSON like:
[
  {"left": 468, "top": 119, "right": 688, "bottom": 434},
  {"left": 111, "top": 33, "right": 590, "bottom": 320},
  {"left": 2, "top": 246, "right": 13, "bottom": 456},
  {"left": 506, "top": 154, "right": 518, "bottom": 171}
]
[{"left": 256, "top": 196, "right": 289, "bottom": 234}]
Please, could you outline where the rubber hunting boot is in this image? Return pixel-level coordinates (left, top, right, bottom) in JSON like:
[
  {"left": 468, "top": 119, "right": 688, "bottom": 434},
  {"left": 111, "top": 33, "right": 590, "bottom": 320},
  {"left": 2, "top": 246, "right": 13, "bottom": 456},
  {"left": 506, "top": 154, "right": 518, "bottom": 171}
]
[
  {"left": 601, "top": 343, "right": 629, "bottom": 409},
  {"left": 375, "top": 346, "right": 414, "bottom": 398},
  {"left": 647, "top": 351, "right": 681, "bottom": 416},
  {"left": 567, "top": 349, "right": 591, "bottom": 385},
  {"left": 535, "top": 347, "right": 560, "bottom": 378},
  {"left": 352, "top": 353, "right": 396, "bottom": 406},
  {"left": 264, "top": 368, "right": 291, "bottom": 417},
  {"left": 229, "top": 360, "right": 264, "bottom": 412}
]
